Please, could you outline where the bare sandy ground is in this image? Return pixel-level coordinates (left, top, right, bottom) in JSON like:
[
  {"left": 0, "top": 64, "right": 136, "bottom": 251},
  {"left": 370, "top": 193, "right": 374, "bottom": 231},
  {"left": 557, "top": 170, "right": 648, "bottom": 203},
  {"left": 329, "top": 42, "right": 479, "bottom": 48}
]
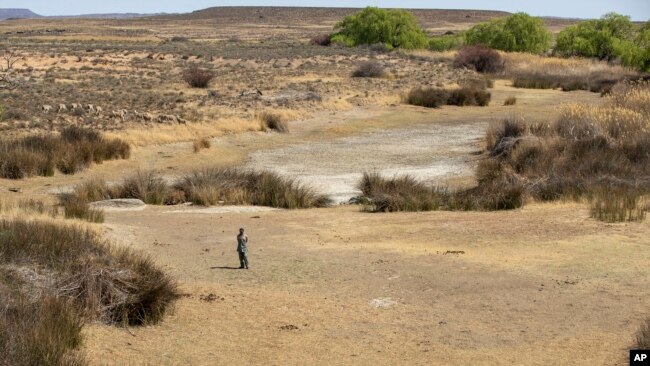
[{"left": 84, "top": 203, "right": 650, "bottom": 365}]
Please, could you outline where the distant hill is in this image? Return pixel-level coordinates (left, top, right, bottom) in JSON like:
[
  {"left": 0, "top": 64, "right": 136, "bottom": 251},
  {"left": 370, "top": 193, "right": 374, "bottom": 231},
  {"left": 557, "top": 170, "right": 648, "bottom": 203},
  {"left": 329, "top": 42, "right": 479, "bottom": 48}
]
[
  {"left": 156, "top": 6, "right": 512, "bottom": 28},
  {"left": 0, "top": 8, "right": 42, "bottom": 20},
  {"left": 51, "top": 13, "right": 168, "bottom": 19}
]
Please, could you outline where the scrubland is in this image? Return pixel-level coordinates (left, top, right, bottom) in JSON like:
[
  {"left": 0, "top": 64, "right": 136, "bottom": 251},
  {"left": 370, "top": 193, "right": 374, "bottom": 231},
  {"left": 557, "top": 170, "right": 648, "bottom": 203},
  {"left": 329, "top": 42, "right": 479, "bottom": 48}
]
[{"left": 0, "top": 7, "right": 648, "bottom": 366}]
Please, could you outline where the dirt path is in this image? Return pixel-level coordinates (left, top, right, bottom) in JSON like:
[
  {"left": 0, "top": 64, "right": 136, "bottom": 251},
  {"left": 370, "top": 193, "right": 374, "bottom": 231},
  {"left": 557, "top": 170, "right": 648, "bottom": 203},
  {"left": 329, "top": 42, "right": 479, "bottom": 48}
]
[{"left": 84, "top": 204, "right": 650, "bottom": 365}]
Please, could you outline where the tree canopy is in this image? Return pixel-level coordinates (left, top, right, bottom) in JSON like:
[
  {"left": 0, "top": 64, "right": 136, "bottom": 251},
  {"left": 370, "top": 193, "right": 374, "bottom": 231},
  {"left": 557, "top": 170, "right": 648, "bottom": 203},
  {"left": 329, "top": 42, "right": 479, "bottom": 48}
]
[
  {"left": 465, "top": 13, "right": 552, "bottom": 54},
  {"left": 331, "top": 7, "right": 429, "bottom": 50}
]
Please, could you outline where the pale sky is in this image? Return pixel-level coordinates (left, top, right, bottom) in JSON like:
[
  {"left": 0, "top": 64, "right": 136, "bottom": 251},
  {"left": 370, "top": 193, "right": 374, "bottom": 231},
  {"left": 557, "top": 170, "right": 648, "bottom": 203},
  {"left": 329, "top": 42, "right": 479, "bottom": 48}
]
[{"left": 1, "top": 0, "right": 648, "bottom": 21}]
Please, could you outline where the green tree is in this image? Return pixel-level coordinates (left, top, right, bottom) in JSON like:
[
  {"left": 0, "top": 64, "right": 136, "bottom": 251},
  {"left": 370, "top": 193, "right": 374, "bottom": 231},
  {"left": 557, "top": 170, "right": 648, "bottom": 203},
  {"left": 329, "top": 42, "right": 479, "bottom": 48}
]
[
  {"left": 616, "top": 21, "right": 650, "bottom": 72},
  {"left": 465, "top": 13, "right": 552, "bottom": 54},
  {"left": 555, "top": 13, "right": 635, "bottom": 60},
  {"left": 331, "top": 7, "right": 428, "bottom": 50}
]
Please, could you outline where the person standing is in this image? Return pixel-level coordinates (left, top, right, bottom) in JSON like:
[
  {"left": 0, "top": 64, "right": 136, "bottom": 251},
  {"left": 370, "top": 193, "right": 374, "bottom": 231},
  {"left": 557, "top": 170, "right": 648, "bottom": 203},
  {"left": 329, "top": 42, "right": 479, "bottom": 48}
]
[{"left": 237, "top": 228, "right": 249, "bottom": 269}]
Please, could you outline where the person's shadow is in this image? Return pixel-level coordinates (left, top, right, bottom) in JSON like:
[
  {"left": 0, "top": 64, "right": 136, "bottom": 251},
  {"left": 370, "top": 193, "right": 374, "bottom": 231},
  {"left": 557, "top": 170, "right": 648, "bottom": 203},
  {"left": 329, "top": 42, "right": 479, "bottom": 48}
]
[{"left": 210, "top": 266, "right": 241, "bottom": 270}]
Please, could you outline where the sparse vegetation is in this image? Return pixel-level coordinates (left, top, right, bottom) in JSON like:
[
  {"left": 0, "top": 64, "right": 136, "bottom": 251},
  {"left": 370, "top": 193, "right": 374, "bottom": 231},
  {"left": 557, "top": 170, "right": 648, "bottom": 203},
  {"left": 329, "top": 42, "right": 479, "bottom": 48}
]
[
  {"left": 182, "top": 65, "right": 214, "bottom": 88},
  {"left": 453, "top": 45, "right": 504, "bottom": 73},
  {"left": 465, "top": 12, "right": 552, "bottom": 54},
  {"left": 637, "top": 318, "right": 650, "bottom": 349},
  {"left": 331, "top": 7, "right": 429, "bottom": 49},
  {"left": 428, "top": 33, "right": 464, "bottom": 51},
  {"left": 193, "top": 137, "right": 211, "bottom": 152},
  {"left": 351, "top": 60, "right": 384, "bottom": 78},
  {"left": 484, "top": 82, "right": 650, "bottom": 220},
  {"left": 310, "top": 34, "right": 332, "bottom": 46},
  {"left": 504, "top": 96, "right": 517, "bottom": 105},
  {"left": 259, "top": 112, "right": 289, "bottom": 133},
  {"left": 64, "top": 168, "right": 331, "bottom": 209},
  {"left": 0, "top": 219, "right": 179, "bottom": 365},
  {"left": 0, "top": 127, "right": 130, "bottom": 179},
  {"left": 406, "top": 86, "right": 491, "bottom": 108},
  {"left": 504, "top": 52, "right": 638, "bottom": 93}
]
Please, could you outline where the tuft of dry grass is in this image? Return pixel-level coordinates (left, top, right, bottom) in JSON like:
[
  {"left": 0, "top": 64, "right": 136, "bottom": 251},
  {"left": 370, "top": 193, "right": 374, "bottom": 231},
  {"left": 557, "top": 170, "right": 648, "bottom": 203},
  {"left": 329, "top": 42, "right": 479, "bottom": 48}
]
[
  {"left": 0, "top": 218, "right": 179, "bottom": 324},
  {"left": 182, "top": 66, "right": 214, "bottom": 88},
  {"left": 351, "top": 60, "right": 384, "bottom": 78},
  {"left": 589, "top": 188, "right": 646, "bottom": 223},
  {"left": 356, "top": 172, "right": 523, "bottom": 212},
  {"left": 174, "top": 168, "right": 331, "bottom": 208},
  {"left": 259, "top": 112, "right": 289, "bottom": 133},
  {"left": 453, "top": 45, "right": 504, "bottom": 73},
  {"left": 405, "top": 86, "right": 490, "bottom": 108},
  {"left": 503, "top": 52, "right": 639, "bottom": 93},
  {"left": 0, "top": 127, "right": 130, "bottom": 179},
  {"left": 65, "top": 168, "right": 331, "bottom": 209},
  {"left": 504, "top": 96, "right": 517, "bottom": 106},
  {"left": 193, "top": 137, "right": 211, "bottom": 152},
  {"left": 637, "top": 318, "right": 650, "bottom": 349}
]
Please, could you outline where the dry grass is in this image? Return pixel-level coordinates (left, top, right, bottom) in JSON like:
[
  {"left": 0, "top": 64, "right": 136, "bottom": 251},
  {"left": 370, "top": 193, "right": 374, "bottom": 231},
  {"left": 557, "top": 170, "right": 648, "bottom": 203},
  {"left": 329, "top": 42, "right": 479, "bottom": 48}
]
[
  {"left": 356, "top": 172, "right": 523, "bottom": 212},
  {"left": 0, "top": 218, "right": 179, "bottom": 365},
  {"left": 504, "top": 52, "right": 639, "bottom": 93},
  {"left": 193, "top": 137, "right": 211, "bottom": 152},
  {"left": 453, "top": 45, "right": 504, "bottom": 73},
  {"left": 65, "top": 168, "right": 332, "bottom": 209},
  {"left": 182, "top": 66, "right": 215, "bottom": 88},
  {"left": 637, "top": 318, "right": 650, "bottom": 349},
  {"left": 504, "top": 96, "right": 517, "bottom": 105},
  {"left": 405, "top": 86, "right": 491, "bottom": 108},
  {"left": 483, "top": 81, "right": 650, "bottom": 221},
  {"left": 0, "top": 219, "right": 179, "bottom": 323},
  {"left": 0, "top": 127, "right": 130, "bottom": 179},
  {"left": 589, "top": 188, "right": 646, "bottom": 223},
  {"left": 174, "top": 168, "right": 331, "bottom": 208},
  {"left": 351, "top": 61, "right": 384, "bottom": 78},
  {"left": 259, "top": 112, "right": 289, "bottom": 133}
]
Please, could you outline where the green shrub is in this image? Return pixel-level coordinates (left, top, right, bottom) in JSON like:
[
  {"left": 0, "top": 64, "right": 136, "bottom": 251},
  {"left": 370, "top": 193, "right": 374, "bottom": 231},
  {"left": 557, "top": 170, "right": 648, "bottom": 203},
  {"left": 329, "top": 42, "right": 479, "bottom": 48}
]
[
  {"left": 555, "top": 13, "right": 637, "bottom": 62},
  {"left": 332, "top": 7, "right": 428, "bottom": 49},
  {"left": 465, "top": 13, "right": 552, "bottom": 54},
  {"left": 428, "top": 34, "right": 464, "bottom": 51}
]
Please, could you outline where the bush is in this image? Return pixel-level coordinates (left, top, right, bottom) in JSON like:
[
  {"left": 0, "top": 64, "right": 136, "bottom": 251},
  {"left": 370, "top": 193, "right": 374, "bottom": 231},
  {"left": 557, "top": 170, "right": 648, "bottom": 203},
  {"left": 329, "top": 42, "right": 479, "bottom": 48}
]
[
  {"left": 0, "top": 294, "right": 86, "bottom": 366},
  {"left": 637, "top": 318, "right": 650, "bottom": 349},
  {"left": 193, "top": 138, "right": 211, "bottom": 152},
  {"left": 351, "top": 60, "right": 384, "bottom": 78},
  {"left": 479, "top": 82, "right": 650, "bottom": 220},
  {"left": 504, "top": 96, "right": 517, "bottom": 105},
  {"left": 355, "top": 172, "right": 523, "bottom": 212},
  {"left": 447, "top": 87, "right": 491, "bottom": 106},
  {"left": 405, "top": 87, "right": 449, "bottom": 108},
  {"left": 428, "top": 34, "right": 464, "bottom": 51},
  {"left": 65, "top": 168, "right": 331, "bottom": 209},
  {"left": 174, "top": 168, "right": 331, "bottom": 209},
  {"left": 61, "top": 195, "right": 105, "bottom": 223},
  {"left": 114, "top": 170, "right": 170, "bottom": 205},
  {"left": 0, "top": 219, "right": 180, "bottom": 325},
  {"left": 0, "top": 127, "right": 130, "bottom": 179},
  {"left": 182, "top": 66, "right": 214, "bottom": 88},
  {"left": 357, "top": 173, "right": 449, "bottom": 212},
  {"left": 589, "top": 187, "right": 646, "bottom": 223},
  {"left": 332, "top": 7, "right": 428, "bottom": 49},
  {"left": 259, "top": 112, "right": 289, "bottom": 133},
  {"left": 405, "top": 86, "right": 491, "bottom": 108},
  {"left": 454, "top": 45, "right": 504, "bottom": 73},
  {"left": 310, "top": 34, "right": 331, "bottom": 46},
  {"left": 465, "top": 13, "right": 552, "bottom": 54},
  {"left": 555, "top": 13, "right": 634, "bottom": 61}
]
